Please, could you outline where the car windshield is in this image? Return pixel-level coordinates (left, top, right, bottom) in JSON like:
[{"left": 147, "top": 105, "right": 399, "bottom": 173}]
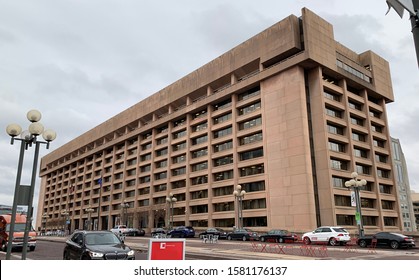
[{"left": 85, "top": 233, "right": 121, "bottom": 245}]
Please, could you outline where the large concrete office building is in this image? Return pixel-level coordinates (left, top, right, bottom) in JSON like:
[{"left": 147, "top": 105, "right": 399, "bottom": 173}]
[{"left": 36, "top": 8, "right": 402, "bottom": 235}]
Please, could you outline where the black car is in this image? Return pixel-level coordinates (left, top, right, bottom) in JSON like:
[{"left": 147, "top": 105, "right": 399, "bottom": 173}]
[
  {"left": 357, "top": 232, "right": 416, "bottom": 249},
  {"left": 199, "top": 228, "right": 228, "bottom": 239},
  {"left": 259, "top": 229, "right": 298, "bottom": 243},
  {"left": 227, "top": 229, "right": 259, "bottom": 241},
  {"left": 168, "top": 226, "right": 195, "bottom": 238},
  {"left": 63, "top": 230, "right": 135, "bottom": 260},
  {"left": 125, "top": 228, "right": 146, "bottom": 236}
]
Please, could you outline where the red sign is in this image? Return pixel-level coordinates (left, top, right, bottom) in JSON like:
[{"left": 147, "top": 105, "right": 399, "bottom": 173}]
[{"left": 148, "top": 239, "right": 185, "bottom": 260}]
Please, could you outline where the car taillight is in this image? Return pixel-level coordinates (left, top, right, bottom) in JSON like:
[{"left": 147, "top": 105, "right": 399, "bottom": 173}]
[{"left": 337, "top": 234, "right": 344, "bottom": 237}]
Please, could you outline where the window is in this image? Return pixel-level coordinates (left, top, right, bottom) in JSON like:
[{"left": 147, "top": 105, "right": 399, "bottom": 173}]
[
  {"left": 173, "top": 118, "right": 186, "bottom": 127},
  {"left": 190, "top": 204, "right": 208, "bottom": 214},
  {"left": 384, "top": 217, "right": 397, "bottom": 226},
  {"left": 213, "top": 113, "right": 232, "bottom": 124},
  {"left": 330, "top": 159, "right": 348, "bottom": 170},
  {"left": 239, "top": 148, "right": 264, "bottom": 160},
  {"left": 239, "top": 132, "right": 263, "bottom": 145},
  {"left": 324, "top": 90, "right": 341, "bottom": 102},
  {"left": 213, "top": 141, "right": 233, "bottom": 152},
  {"left": 156, "top": 148, "right": 168, "bottom": 157},
  {"left": 352, "top": 132, "right": 366, "bottom": 142},
  {"left": 140, "top": 165, "right": 151, "bottom": 173},
  {"left": 238, "top": 87, "right": 260, "bottom": 101},
  {"left": 382, "top": 200, "right": 394, "bottom": 210},
  {"left": 172, "top": 141, "right": 187, "bottom": 151},
  {"left": 172, "top": 180, "right": 186, "bottom": 189},
  {"left": 156, "top": 137, "right": 168, "bottom": 145},
  {"left": 213, "top": 155, "right": 233, "bottom": 167},
  {"left": 172, "top": 167, "right": 186, "bottom": 176},
  {"left": 173, "top": 129, "right": 187, "bottom": 139},
  {"left": 141, "top": 153, "right": 151, "bottom": 161},
  {"left": 377, "top": 169, "right": 390, "bottom": 179},
  {"left": 243, "top": 198, "right": 266, "bottom": 210},
  {"left": 241, "top": 181, "right": 265, "bottom": 192},
  {"left": 192, "top": 109, "right": 207, "bottom": 120},
  {"left": 328, "top": 141, "right": 345, "bottom": 153},
  {"left": 379, "top": 184, "right": 392, "bottom": 194},
  {"left": 213, "top": 202, "right": 234, "bottom": 212},
  {"left": 356, "top": 164, "right": 370, "bottom": 175},
  {"left": 371, "top": 124, "right": 383, "bottom": 133},
  {"left": 191, "top": 161, "right": 208, "bottom": 172},
  {"left": 354, "top": 148, "right": 368, "bottom": 158},
  {"left": 192, "top": 122, "right": 208, "bottom": 132},
  {"left": 239, "top": 117, "right": 262, "bottom": 130},
  {"left": 327, "top": 123, "right": 344, "bottom": 135},
  {"left": 142, "top": 142, "right": 152, "bottom": 150},
  {"left": 191, "top": 148, "right": 207, "bottom": 158},
  {"left": 213, "top": 126, "right": 232, "bottom": 138},
  {"left": 336, "top": 215, "right": 355, "bottom": 226},
  {"left": 240, "top": 164, "right": 264, "bottom": 177},
  {"left": 369, "top": 109, "right": 381, "bottom": 119},
  {"left": 154, "top": 184, "right": 167, "bottom": 192},
  {"left": 213, "top": 185, "right": 234, "bottom": 197},
  {"left": 350, "top": 116, "right": 364, "bottom": 126},
  {"left": 155, "top": 160, "right": 167, "bottom": 169},
  {"left": 172, "top": 154, "right": 186, "bottom": 164},
  {"left": 138, "top": 187, "right": 150, "bottom": 195},
  {"left": 361, "top": 198, "right": 375, "bottom": 208},
  {"left": 154, "top": 172, "right": 167, "bottom": 180},
  {"left": 238, "top": 101, "right": 261, "bottom": 116},
  {"left": 335, "top": 195, "right": 351, "bottom": 207},
  {"left": 191, "top": 176, "right": 208, "bottom": 185},
  {"left": 348, "top": 100, "right": 362, "bottom": 111},
  {"left": 373, "top": 138, "right": 385, "bottom": 148},
  {"left": 375, "top": 153, "right": 387, "bottom": 163},
  {"left": 213, "top": 99, "right": 232, "bottom": 111},
  {"left": 190, "top": 190, "right": 208, "bottom": 200},
  {"left": 214, "top": 170, "right": 234, "bottom": 181},
  {"left": 325, "top": 107, "right": 342, "bottom": 118}
]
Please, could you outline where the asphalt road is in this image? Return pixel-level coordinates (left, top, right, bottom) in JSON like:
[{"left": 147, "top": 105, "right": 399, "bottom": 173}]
[{"left": 1, "top": 237, "right": 418, "bottom": 260}]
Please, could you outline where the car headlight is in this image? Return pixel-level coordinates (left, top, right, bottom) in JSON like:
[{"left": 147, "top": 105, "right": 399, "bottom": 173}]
[
  {"left": 127, "top": 250, "right": 135, "bottom": 256},
  {"left": 88, "top": 251, "right": 104, "bottom": 258}
]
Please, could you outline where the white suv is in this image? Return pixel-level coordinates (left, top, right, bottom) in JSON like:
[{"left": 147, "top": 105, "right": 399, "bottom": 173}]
[{"left": 302, "top": 226, "right": 350, "bottom": 246}]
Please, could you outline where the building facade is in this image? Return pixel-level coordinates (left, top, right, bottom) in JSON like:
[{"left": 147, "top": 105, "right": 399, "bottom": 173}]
[
  {"left": 390, "top": 138, "right": 416, "bottom": 231},
  {"left": 36, "top": 8, "right": 402, "bottom": 235}
]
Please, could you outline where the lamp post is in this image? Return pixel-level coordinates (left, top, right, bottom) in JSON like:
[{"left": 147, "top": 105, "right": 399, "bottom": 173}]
[
  {"left": 61, "top": 210, "right": 69, "bottom": 235},
  {"left": 42, "top": 213, "right": 49, "bottom": 235},
  {"left": 85, "top": 205, "right": 95, "bottom": 230},
  {"left": 5, "top": 109, "right": 56, "bottom": 260},
  {"left": 120, "top": 201, "right": 129, "bottom": 225},
  {"left": 345, "top": 172, "right": 367, "bottom": 237},
  {"left": 166, "top": 193, "right": 177, "bottom": 229},
  {"left": 233, "top": 185, "right": 246, "bottom": 229}
]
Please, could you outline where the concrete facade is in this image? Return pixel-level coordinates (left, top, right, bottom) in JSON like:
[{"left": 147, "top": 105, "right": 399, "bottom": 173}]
[{"left": 36, "top": 8, "right": 402, "bottom": 235}]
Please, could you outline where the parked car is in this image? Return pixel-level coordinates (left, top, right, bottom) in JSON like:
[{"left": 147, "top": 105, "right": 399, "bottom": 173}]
[
  {"left": 357, "top": 232, "right": 416, "bottom": 249},
  {"left": 125, "top": 228, "right": 145, "bottom": 236},
  {"left": 110, "top": 225, "right": 129, "bottom": 235},
  {"left": 63, "top": 230, "right": 135, "bottom": 260},
  {"left": 227, "top": 228, "right": 259, "bottom": 241},
  {"left": 168, "top": 226, "right": 195, "bottom": 238},
  {"left": 198, "top": 228, "right": 228, "bottom": 239},
  {"left": 302, "top": 226, "right": 350, "bottom": 246},
  {"left": 259, "top": 229, "right": 298, "bottom": 243},
  {"left": 151, "top": 228, "right": 167, "bottom": 237}
]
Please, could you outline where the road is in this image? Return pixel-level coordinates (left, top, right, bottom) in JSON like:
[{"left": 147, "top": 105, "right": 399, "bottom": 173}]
[{"left": 1, "top": 236, "right": 418, "bottom": 260}]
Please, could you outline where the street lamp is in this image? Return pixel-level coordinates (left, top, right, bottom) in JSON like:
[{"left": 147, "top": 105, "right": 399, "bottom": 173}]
[
  {"left": 120, "top": 201, "right": 129, "bottom": 225},
  {"left": 5, "top": 109, "right": 56, "bottom": 260},
  {"left": 166, "top": 193, "right": 177, "bottom": 229},
  {"left": 85, "top": 205, "right": 95, "bottom": 230},
  {"left": 345, "top": 172, "right": 367, "bottom": 237},
  {"left": 233, "top": 185, "right": 246, "bottom": 229},
  {"left": 41, "top": 213, "right": 49, "bottom": 235}
]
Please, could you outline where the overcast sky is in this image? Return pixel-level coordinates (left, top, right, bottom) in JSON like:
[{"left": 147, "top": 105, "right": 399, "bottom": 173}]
[{"left": 1, "top": 0, "right": 418, "bottom": 219}]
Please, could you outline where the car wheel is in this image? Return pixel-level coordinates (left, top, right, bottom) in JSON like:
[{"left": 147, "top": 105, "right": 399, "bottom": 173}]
[
  {"left": 329, "top": 237, "right": 338, "bottom": 246},
  {"left": 260, "top": 237, "right": 265, "bottom": 242},
  {"left": 279, "top": 238, "right": 284, "bottom": 243},
  {"left": 359, "top": 239, "right": 367, "bottom": 248},
  {"left": 303, "top": 237, "right": 311, "bottom": 245},
  {"left": 242, "top": 236, "right": 247, "bottom": 241},
  {"left": 63, "top": 251, "right": 70, "bottom": 260},
  {"left": 227, "top": 236, "right": 232, "bottom": 240},
  {"left": 30, "top": 246, "right": 35, "bottom": 252},
  {"left": 390, "top": 241, "right": 399, "bottom": 249},
  {"left": 81, "top": 255, "right": 91, "bottom": 260}
]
